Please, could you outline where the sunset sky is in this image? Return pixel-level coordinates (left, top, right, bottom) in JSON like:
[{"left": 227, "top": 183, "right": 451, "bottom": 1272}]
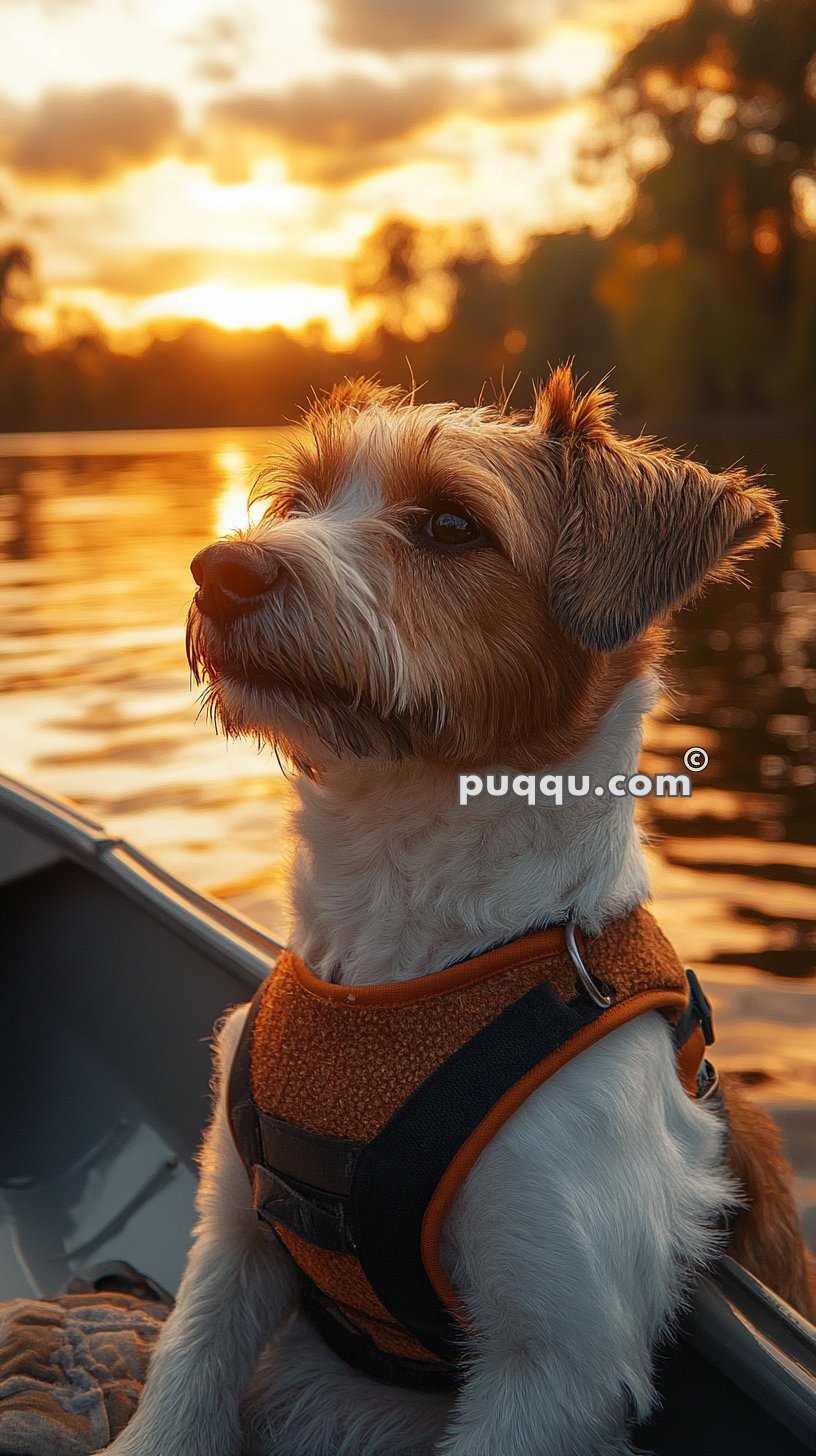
[{"left": 0, "top": 0, "right": 680, "bottom": 345}]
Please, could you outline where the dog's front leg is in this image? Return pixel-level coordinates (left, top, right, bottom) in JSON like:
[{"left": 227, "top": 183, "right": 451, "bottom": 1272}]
[
  {"left": 433, "top": 1333, "right": 633, "bottom": 1456},
  {"left": 434, "top": 1017, "right": 732, "bottom": 1456},
  {"left": 102, "top": 1005, "right": 298, "bottom": 1456}
]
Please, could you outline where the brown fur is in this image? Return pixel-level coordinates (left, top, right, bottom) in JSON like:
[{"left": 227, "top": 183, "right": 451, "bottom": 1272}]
[
  {"left": 198, "top": 369, "right": 777, "bottom": 774},
  {"left": 720, "top": 1073, "right": 816, "bottom": 1318}
]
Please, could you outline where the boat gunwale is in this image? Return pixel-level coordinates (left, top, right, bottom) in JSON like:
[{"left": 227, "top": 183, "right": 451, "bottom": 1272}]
[{"left": 0, "top": 772, "right": 281, "bottom": 989}]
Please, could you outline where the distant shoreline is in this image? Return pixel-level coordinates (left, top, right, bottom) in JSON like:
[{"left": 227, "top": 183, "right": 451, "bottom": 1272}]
[{"left": 0, "top": 411, "right": 815, "bottom": 447}]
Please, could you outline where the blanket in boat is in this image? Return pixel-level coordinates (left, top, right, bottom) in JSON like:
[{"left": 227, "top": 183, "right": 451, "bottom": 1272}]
[{"left": 0, "top": 1281, "right": 167, "bottom": 1455}]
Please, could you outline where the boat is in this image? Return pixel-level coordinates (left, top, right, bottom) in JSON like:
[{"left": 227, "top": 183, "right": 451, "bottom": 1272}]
[{"left": 1, "top": 771, "right": 814, "bottom": 1455}]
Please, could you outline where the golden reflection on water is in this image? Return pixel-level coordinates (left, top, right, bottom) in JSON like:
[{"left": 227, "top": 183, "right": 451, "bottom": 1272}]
[
  {"left": 0, "top": 424, "right": 813, "bottom": 1240},
  {"left": 213, "top": 446, "right": 261, "bottom": 538}
]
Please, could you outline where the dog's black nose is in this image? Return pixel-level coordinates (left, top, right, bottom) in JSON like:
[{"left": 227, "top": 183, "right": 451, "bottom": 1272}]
[{"left": 191, "top": 542, "right": 277, "bottom": 623}]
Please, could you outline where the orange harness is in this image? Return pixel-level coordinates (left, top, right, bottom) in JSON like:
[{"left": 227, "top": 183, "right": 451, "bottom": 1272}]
[{"left": 228, "top": 906, "right": 718, "bottom": 1389}]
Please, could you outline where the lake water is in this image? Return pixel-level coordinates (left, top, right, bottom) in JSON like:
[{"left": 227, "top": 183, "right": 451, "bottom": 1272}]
[{"left": 1, "top": 423, "right": 814, "bottom": 1241}]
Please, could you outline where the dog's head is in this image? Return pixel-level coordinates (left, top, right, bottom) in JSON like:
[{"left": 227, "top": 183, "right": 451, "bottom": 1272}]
[{"left": 186, "top": 369, "right": 780, "bottom": 775}]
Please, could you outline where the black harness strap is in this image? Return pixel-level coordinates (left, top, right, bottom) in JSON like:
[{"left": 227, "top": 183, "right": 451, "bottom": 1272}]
[
  {"left": 300, "top": 1281, "right": 460, "bottom": 1391},
  {"left": 257, "top": 1111, "right": 364, "bottom": 1195},
  {"left": 226, "top": 980, "right": 266, "bottom": 1170},
  {"left": 250, "top": 1165, "right": 356, "bottom": 1251},
  {"left": 228, "top": 984, "right": 364, "bottom": 1252},
  {"left": 346, "top": 978, "right": 603, "bottom": 1363}
]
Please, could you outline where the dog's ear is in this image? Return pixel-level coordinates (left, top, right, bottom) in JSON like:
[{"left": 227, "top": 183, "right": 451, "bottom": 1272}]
[{"left": 534, "top": 368, "right": 782, "bottom": 652}]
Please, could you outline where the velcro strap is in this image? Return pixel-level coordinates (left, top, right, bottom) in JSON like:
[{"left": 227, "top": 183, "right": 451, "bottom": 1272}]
[
  {"left": 257, "top": 1111, "right": 364, "bottom": 1196},
  {"left": 252, "top": 1164, "right": 356, "bottom": 1252}
]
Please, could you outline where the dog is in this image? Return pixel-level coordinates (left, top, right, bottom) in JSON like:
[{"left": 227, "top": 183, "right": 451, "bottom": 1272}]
[{"left": 103, "top": 370, "right": 813, "bottom": 1456}]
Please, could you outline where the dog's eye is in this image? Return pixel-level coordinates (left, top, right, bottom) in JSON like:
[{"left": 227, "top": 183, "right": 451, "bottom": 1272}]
[{"left": 423, "top": 504, "right": 485, "bottom": 547}]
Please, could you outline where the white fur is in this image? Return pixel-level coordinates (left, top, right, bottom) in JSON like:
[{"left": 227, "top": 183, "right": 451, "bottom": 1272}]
[
  {"left": 291, "top": 674, "right": 656, "bottom": 986},
  {"left": 434, "top": 1017, "right": 730, "bottom": 1455},
  {"left": 102, "top": 670, "right": 733, "bottom": 1456},
  {"left": 253, "top": 483, "right": 409, "bottom": 715},
  {"left": 103, "top": 1008, "right": 298, "bottom": 1456}
]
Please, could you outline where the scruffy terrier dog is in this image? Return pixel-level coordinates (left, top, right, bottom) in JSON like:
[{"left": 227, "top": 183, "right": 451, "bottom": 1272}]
[{"left": 105, "top": 372, "right": 813, "bottom": 1456}]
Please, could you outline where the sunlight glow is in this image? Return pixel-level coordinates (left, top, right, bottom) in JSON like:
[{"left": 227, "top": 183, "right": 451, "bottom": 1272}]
[
  {"left": 215, "top": 484, "right": 252, "bottom": 538},
  {"left": 186, "top": 170, "right": 305, "bottom": 221},
  {"left": 214, "top": 448, "right": 267, "bottom": 537},
  {"left": 136, "top": 282, "right": 368, "bottom": 342}
]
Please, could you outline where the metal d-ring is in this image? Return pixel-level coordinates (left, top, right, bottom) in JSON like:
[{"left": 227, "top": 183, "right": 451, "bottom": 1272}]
[{"left": 565, "top": 919, "right": 613, "bottom": 1009}]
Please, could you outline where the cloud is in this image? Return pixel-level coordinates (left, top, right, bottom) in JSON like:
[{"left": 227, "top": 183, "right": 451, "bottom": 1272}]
[
  {"left": 206, "top": 70, "right": 563, "bottom": 185},
  {"left": 194, "top": 58, "right": 239, "bottom": 84},
  {"left": 209, "top": 73, "right": 451, "bottom": 154},
  {"left": 320, "top": 0, "right": 554, "bottom": 53},
  {"left": 180, "top": 11, "right": 244, "bottom": 85},
  {"left": 85, "top": 247, "right": 342, "bottom": 298},
  {"left": 0, "top": 0, "right": 85, "bottom": 8},
  {"left": 206, "top": 72, "right": 451, "bottom": 185},
  {"left": 0, "top": 86, "right": 183, "bottom": 183},
  {"left": 88, "top": 249, "right": 207, "bottom": 298},
  {"left": 180, "top": 13, "right": 243, "bottom": 47}
]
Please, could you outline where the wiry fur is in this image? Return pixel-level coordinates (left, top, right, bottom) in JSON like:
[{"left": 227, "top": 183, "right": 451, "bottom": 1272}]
[
  {"left": 188, "top": 369, "right": 777, "bottom": 773},
  {"left": 290, "top": 676, "right": 656, "bottom": 986},
  {"left": 104, "top": 370, "right": 805, "bottom": 1456}
]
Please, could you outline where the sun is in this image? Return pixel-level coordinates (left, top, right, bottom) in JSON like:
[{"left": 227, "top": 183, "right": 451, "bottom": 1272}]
[{"left": 135, "top": 281, "right": 365, "bottom": 343}]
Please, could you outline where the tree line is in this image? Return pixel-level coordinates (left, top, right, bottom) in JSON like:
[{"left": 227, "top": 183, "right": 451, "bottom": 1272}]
[{"left": 0, "top": 0, "right": 813, "bottom": 431}]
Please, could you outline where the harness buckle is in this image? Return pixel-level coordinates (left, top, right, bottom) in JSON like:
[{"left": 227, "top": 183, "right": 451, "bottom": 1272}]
[
  {"left": 565, "top": 919, "right": 614, "bottom": 1009},
  {"left": 686, "top": 967, "right": 715, "bottom": 1045},
  {"left": 696, "top": 1059, "right": 720, "bottom": 1103}
]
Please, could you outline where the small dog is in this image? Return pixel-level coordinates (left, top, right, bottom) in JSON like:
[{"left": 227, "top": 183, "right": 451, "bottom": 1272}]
[{"left": 105, "top": 371, "right": 813, "bottom": 1456}]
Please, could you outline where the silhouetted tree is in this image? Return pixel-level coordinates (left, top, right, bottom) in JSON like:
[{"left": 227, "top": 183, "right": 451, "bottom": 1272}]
[
  {"left": 512, "top": 230, "right": 615, "bottom": 386},
  {"left": 589, "top": 0, "right": 816, "bottom": 407},
  {"left": 348, "top": 219, "right": 457, "bottom": 340},
  {"left": 0, "top": 244, "right": 37, "bottom": 429},
  {"left": 0, "top": 245, "right": 34, "bottom": 331}
]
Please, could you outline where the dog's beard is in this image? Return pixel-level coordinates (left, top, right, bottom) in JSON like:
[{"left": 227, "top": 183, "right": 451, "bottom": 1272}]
[{"left": 186, "top": 603, "right": 415, "bottom": 772}]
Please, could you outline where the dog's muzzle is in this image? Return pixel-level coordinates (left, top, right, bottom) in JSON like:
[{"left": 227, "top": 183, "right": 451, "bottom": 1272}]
[{"left": 191, "top": 541, "right": 277, "bottom": 625}]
